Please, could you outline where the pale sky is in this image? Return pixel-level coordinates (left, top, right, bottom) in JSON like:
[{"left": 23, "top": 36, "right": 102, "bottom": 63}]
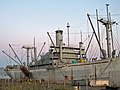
[{"left": 0, "top": 0, "right": 120, "bottom": 67}]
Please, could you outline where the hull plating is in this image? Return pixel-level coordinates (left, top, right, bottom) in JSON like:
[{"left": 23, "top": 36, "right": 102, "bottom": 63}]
[{"left": 5, "top": 57, "right": 120, "bottom": 86}]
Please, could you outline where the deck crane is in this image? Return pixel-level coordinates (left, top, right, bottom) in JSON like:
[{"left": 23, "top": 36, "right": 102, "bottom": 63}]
[
  {"left": 22, "top": 46, "right": 34, "bottom": 66},
  {"left": 2, "top": 44, "right": 33, "bottom": 79}
]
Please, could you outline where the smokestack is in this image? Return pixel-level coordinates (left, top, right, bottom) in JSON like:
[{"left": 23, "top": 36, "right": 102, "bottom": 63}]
[{"left": 56, "top": 30, "right": 63, "bottom": 47}]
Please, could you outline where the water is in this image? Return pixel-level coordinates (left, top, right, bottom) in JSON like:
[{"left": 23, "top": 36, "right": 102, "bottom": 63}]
[{"left": 0, "top": 67, "right": 10, "bottom": 79}]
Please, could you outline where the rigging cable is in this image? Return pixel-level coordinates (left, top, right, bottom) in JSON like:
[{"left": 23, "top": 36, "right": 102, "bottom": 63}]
[
  {"left": 90, "top": 41, "right": 98, "bottom": 59},
  {"left": 93, "top": 45, "right": 99, "bottom": 58},
  {"left": 3, "top": 51, "right": 9, "bottom": 64},
  {"left": 112, "top": 32, "right": 120, "bottom": 55}
]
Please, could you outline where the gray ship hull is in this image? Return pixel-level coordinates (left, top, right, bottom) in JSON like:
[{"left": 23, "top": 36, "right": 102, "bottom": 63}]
[{"left": 5, "top": 56, "right": 120, "bottom": 86}]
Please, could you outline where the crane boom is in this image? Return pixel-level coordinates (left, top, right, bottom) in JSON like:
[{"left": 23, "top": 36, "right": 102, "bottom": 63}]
[
  {"left": 37, "top": 42, "right": 46, "bottom": 60},
  {"left": 47, "top": 32, "right": 58, "bottom": 52},
  {"left": 87, "top": 14, "right": 106, "bottom": 59},
  {"left": 2, "top": 51, "right": 20, "bottom": 65},
  {"left": 9, "top": 44, "right": 22, "bottom": 65}
]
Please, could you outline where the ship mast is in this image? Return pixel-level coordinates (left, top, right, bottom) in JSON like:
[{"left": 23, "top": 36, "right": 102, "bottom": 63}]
[
  {"left": 96, "top": 9, "right": 102, "bottom": 58},
  {"left": 98, "top": 4, "right": 115, "bottom": 58},
  {"left": 34, "top": 37, "right": 37, "bottom": 63},
  {"left": 96, "top": 9, "right": 100, "bottom": 42},
  {"left": 109, "top": 12, "right": 116, "bottom": 58},
  {"left": 22, "top": 46, "right": 33, "bottom": 66},
  {"left": 67, "top": 22, "right": 70, "bottom": 46},
  {"left": 106, "top": 4, "right": 111, "bottom": 58},
  {"left": 79, "top": 31, "right": 83, "bottom": 60}
]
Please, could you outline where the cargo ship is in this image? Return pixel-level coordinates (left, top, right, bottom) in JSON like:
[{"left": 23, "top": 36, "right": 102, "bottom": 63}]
[{"left": 2, "top": 4, "right": 120, "bottom": 87}]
